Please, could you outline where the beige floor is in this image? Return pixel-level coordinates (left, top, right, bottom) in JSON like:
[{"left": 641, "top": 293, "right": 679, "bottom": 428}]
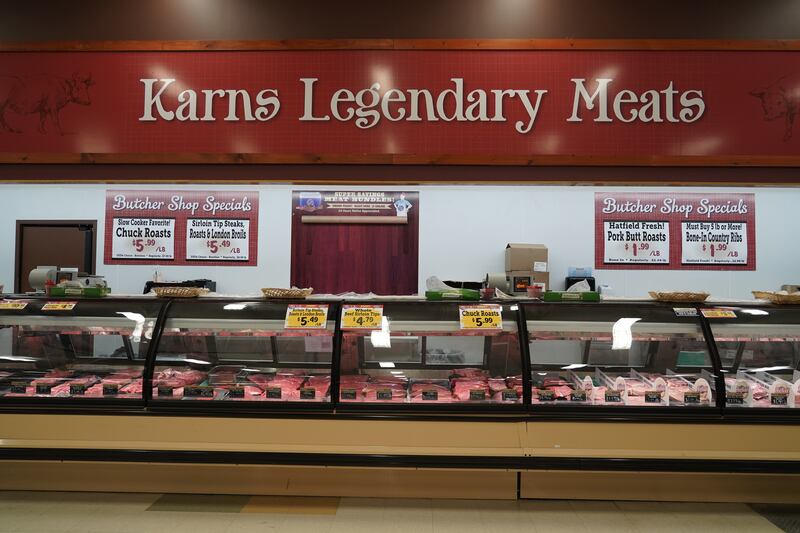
[{"left": 0, "top": 491, "right": 786, "bottom": 533}]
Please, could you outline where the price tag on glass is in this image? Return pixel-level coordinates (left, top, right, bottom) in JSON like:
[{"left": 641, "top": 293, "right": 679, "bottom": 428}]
[
  {"left": 42, "top": 301, "right": 77, "bottom": 311},
  {"left": 284, "top": 304, "right": 328, "bottom": 329},
  {"left": 458, "top": 304, "right": 502, "bottom": 330},
  {"left": 0, "top": 300, "right": 27, "bottom": 310},
  {"left": 700, "top": 309, "right": 736, "bottom": 319},
  {"left": 341, "top": 305, "right": 383, "bottom": 330}
]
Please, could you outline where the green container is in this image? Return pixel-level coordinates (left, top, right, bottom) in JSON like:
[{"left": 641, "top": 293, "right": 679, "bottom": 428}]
[
  {"left": 542, "top": 291, "right": 600, "bottom": 302},
  {"left": 425, "top": 289, "right": 480, "bottom": 301},
  {"left": 49, "top": 286, "right": 111, "bottom": 298}
]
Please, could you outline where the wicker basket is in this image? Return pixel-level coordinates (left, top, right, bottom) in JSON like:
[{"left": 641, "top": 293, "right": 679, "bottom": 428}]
[
  {"left": 261, "top": 287, "right": 313, "bottom": 299},
  {"left": 752, "top": 291, "right": 800, "bottom": 304},
  {"left": 152, "top": 287, "right": 210, "bottom": 298},
  {"left": 649, "top": 291, "right": 710, "bottom": 303}
]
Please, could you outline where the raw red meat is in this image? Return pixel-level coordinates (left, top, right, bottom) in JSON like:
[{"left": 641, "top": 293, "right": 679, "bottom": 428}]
[
  {"left": 492, "top": 388, "right": 522, "bottom": 403},
  {"left": 108, "top": 368, "right": 143, "bottom": 378},
  {"left": 304, "top": 375, "right": 331, "bottom": 398},
  {"left": 410, "top": 383, "right": 454, "bottom": 402},
  {"left": 152, "top": 368, "right": 206, "bottom": 388},
  {"left": 506, "top": 375, "right": 524, "bottom": 388},
  {"left": 363, "top": 382, "right": 406, "bottom": 402},
  {"left": 215, "top": 385, "right": 264, "bottom": 401},
  {"left": 119, "top": 379, "right": 143, "bottom": 395},
  {"left": 451, "top": 368, "right": 488, "bottom": 378},
  {"left": 488, "top": 378, "right": 509, "bottom": 393},
  {"left": 452, "top": 378, "right": 489, "bottom": 401},
  {"left": 43, "top": 369, "right": 73, "bottom": 378},
  {"left": 338, "top": 374, "right": 370, "bottom": 401},
  {"left": 547, "top": 385, "right": 573, "bottom": 399},
  {"left": 247, "top": 373, "right": 272, "bottom": 388}
]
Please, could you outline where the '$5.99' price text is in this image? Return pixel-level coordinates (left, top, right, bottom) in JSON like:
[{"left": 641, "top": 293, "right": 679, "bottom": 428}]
[
  {"left": 206, "top": 239, "right": 241, "bottom": 255},
  {"left": 132, "top": 238, "right": 165, "bottom": 253}
]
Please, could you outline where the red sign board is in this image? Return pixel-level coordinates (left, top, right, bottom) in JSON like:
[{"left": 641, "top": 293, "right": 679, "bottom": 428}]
[
  {"left": 0, "top": 50, "right": 798, "bottom": 162},
  {"left": 595, "top": 192, "right": 755, "bottom": 270},
  {"left": 104, "top": 190, "right": 259, "bottom": 266}
]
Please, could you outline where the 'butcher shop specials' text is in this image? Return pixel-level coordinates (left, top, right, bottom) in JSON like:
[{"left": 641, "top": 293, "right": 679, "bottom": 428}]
[{"left": 111, "top": 194, "right": 253, "bottom": 215}]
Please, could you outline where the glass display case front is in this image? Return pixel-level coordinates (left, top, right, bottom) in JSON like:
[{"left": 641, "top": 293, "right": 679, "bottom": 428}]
[
  {"left": 150, "top": 300, "right": 335, "bottom": 405},
  {"left": 524, "top": 303, "right": 718, "bottom": 409},
  {"left": 0, "top": 298, "right": 160, "bottom": 402},
  {"left": 707, "top": 306, "right": 800, "bottom": 409},
  {"left": 337, "top": 302, "right": 525, "bottom": 408}
]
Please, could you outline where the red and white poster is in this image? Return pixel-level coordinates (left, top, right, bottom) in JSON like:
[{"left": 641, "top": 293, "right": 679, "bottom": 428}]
[
  {"left": 595, "top": 192, "right": 755, "bottom": 270},
  {"left": 105, "top": 190, "right": 259, "bottom": 265},
  {"left": 0, "top": 50, "right": 799, "bottom": 165}
]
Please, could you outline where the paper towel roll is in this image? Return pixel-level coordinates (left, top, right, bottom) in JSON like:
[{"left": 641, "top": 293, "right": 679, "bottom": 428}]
[
  {"left": 485, "top": 272, "right": 509, "bottom": 292},
  {"left": 28, "top": 268, "right": 57, "bottom": 291}
]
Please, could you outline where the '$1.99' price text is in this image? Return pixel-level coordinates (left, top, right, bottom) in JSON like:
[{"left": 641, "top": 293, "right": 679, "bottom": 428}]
[
  {"left": 701, "top": 243, "right": 738, "bottom": 258},
  {"left": 206, "top": 239, "right": 241, "bottom": 255},
  {"left": 624, "top": 242, "right": 661, "bottom": 257}
]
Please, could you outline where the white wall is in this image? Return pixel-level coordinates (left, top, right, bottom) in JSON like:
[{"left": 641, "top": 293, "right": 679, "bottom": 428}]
[{"left": 0, "top": 183, "right": 797, "bottom": 299}]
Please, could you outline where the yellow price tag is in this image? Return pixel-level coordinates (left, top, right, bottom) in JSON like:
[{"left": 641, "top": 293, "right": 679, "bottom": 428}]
[
  {"left": 284, "top": 304, "right": 328, "bottom": 329},
  {"left": 341, "top": 305, "right": 383, "bottom": 330},
  {"left": 41, "top": 301, "right": 77, "bottom": 311},
  {"left": 700, "top": 309, "right": 736, "bottom": 319},
  {"left": 0, "top": 301, "right": 27, "bottom": 310},
  {"left": 459, "top": 304, "right": 503, "bottom": 330}
]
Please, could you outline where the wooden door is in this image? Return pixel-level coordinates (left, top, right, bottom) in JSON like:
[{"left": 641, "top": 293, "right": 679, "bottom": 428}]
[
  {"left": 291, "top": 216, "right": 419, "bottom": 295},
  {"left": 15, "top": 221, "right": 96, "bottom": 293}
]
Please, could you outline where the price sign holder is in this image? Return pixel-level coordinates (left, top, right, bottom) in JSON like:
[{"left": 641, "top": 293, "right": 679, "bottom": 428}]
[
  {"left": 284, "top": 304, "right": 328, "bottom": 329},
  {"left": 42, "top": 301, "right": 77, "bottom": 311},
  {"left": 701, "top": 309, "right": 737, "bottom": 319},
  {"left": 341, "top": 305, "right": 384, "bottom": 330},
  {"left": 0, "top": 300, "right": 28, "bottom": 310},
  {"left": 459, "top": 304, "right": 503, "bottom": 330}
]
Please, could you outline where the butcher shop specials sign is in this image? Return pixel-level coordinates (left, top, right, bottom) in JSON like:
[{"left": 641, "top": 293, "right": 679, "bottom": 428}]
[
  {"left": 104, "top": 190, "right": 259, "bottom": 266},
  {"left": 595, "top": 192, "right": 755, "bottom": 270},
  {"left": 0, "top": 48, "right": 798, "bottom": 165}
]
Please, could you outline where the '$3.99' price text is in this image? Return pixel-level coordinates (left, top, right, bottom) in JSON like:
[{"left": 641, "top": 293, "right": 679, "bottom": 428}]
[
  {"left": 132, "top": 238, "right": 165, "bottom": 253},
  {"left": 206, "top": 239, "right": 241, "bottom": 255}
]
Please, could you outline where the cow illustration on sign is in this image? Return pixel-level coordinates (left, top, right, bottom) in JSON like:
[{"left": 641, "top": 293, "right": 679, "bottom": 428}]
[
  {"left": 0, "top": 72, "right": 94, "bottom": 134},
  {"left": 750, "top": 74, "right": 799, "bottom": 141}
]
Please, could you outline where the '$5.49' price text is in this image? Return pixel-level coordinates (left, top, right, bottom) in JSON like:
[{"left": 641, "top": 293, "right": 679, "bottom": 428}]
[{"left": 206, "top": 239, "right": 241, "bottom": 255}]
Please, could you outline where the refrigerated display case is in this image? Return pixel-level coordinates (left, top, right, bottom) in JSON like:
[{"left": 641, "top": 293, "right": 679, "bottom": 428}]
[
  {"left": 148, "top": 299, "right": 336, "bottom": 408},
  {"left": 705, "top": 305, "right": 800, "bottom": 410},
  {"left": 522, "top": 302, "right": 719, "bottom": 411},
  {"left": 0, "top": 298, "right": 161, "bottom": 405},
  {"left": 336, "top": 301, "right": 525, "bottom": 411},
  {"left": 1, "top": 296, "right": 800, "bottom": 502}
]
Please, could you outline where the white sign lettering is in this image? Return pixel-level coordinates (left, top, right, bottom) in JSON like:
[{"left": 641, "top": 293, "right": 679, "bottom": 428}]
[{"left": 141, "top": 76, "right": 706, "bottom": 133}]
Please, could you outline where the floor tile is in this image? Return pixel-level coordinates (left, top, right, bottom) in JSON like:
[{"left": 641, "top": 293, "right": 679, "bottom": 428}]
[
  {"left": 751, "top": 504, "right": 800, "bottom": 533},
  {"left": 146, "top": 493, "right": 250, "bottom": 513},
  {"left": 242, "top": 495, "right": 340, "bottom": 515},
  {"left": 0, "top": 491, "right": 793, "bottom": 533}
]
